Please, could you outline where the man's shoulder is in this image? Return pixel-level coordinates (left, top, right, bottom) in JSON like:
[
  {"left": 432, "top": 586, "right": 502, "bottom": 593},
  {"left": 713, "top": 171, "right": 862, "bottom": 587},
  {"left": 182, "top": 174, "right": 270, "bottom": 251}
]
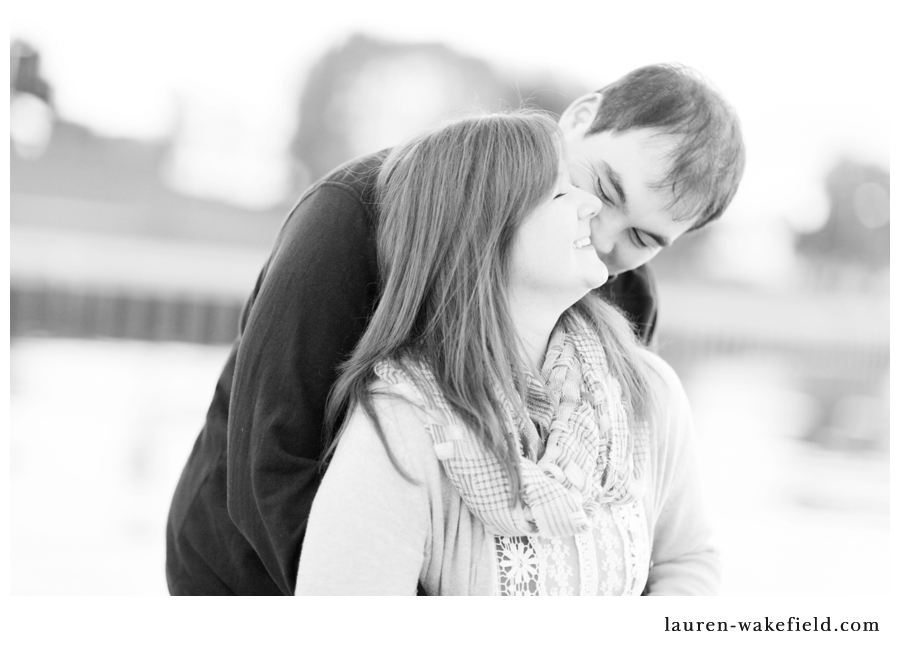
[
  {"left": 305, "top": 149, "right": 391, "bottom": 205},
  {"left": 275, "top": 149, "right": 391, "bottom": 240}
]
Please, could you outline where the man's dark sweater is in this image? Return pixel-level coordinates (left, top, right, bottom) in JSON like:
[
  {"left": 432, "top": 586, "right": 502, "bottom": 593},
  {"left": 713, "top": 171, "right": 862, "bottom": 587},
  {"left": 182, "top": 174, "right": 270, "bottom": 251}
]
[{"left": 165, "top": 150, "right": 659, "bottom": 595}]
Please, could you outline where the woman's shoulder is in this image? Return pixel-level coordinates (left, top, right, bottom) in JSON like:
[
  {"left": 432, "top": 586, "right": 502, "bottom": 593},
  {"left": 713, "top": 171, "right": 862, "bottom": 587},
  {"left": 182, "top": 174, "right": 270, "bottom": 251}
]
[
  {"left": 371, "top": 359, "right": 458, "bottom": 425},
  {"left": 338, "top": 371, "right": 451, "bottom": 478},
  {"left": 367, "top": 375, "right": 438, "bottom": 429},
  {"left": 634, "top": 348, "right": 695, "bottom": 455},
  {"left": 636, "top": 347, "right": 688, "bottom": 406}
]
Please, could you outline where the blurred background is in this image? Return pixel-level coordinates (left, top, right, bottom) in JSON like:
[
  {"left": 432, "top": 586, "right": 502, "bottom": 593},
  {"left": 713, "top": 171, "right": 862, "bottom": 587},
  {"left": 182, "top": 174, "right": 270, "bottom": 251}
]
[{"left": 9, "top": 0, "right": 889, "bottom": 595}]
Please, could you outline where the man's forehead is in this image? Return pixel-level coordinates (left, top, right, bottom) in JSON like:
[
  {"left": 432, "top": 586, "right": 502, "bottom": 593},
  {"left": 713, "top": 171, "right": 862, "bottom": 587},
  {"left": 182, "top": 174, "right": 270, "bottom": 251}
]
[{"left": 584, "top": 130, "right": 677, "bottom": 178}]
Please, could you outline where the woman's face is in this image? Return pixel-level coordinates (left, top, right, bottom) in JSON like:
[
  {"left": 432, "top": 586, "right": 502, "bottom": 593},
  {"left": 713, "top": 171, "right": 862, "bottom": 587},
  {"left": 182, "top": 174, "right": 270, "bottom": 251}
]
[{"left": 508, "top": 158, "right": 608, "bottom": 311}]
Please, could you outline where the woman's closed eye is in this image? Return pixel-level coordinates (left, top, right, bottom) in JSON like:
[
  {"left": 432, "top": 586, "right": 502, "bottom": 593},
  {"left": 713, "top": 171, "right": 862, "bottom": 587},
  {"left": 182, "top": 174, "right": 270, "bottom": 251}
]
[{"left": 595, "top": 180, "right": 612, "bottom": 205}]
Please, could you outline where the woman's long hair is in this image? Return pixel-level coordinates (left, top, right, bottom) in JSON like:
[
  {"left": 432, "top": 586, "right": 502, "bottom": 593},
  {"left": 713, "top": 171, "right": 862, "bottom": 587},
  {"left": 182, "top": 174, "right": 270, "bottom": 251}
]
[{"left": 325, "top": 111, "right": 656, "bottom": 502}]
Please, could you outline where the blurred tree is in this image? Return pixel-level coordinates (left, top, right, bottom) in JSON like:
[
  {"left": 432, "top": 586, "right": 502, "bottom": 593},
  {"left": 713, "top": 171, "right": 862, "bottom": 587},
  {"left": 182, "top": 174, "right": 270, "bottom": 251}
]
[
  {"left": 290, "top": 33, "right": 588, "bottom": 190},
  {"left": 11, "top": 39, "right": 52, "bottom": 103},
  {"left": 11, "top": 40, "right": 55, "bottom": 159},
  {"left": 795, "top": 158, "right": 889, "bottom": 269}
]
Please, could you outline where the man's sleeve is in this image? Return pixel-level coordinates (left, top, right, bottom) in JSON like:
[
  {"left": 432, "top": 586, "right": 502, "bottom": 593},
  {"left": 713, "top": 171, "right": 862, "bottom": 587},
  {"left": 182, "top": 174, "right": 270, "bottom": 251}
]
[
  {"left": 226, "top": 183, "right": 379, "bottom": 594},
  {"left": 596, "top": 264, "right": 659, "bottom": 345}
]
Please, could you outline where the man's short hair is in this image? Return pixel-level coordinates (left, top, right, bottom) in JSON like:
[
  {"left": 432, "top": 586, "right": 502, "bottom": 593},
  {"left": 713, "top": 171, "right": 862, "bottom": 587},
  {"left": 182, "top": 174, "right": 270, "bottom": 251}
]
[{"left": 589, "top": 63, "right": 746, "bottom": 231}]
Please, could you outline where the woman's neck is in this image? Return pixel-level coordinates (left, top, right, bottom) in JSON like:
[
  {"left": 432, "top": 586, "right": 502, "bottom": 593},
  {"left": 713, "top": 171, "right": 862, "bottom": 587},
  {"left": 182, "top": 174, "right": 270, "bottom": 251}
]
[{"left": 508, "top": 293, "right": 567, "bottom": 375}]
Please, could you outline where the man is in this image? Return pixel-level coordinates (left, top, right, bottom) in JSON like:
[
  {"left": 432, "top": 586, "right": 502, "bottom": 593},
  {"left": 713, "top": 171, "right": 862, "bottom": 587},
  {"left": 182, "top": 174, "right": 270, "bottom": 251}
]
[{"left": 165, "top": 63, "right": 745, "bottom": 595}]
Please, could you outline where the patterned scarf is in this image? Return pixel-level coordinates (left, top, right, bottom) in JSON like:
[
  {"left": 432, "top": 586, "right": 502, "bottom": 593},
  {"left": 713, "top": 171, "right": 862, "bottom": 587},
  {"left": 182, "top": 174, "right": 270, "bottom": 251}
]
[{"left": 374, "top": 310, "right": 647, "bottom": 538}]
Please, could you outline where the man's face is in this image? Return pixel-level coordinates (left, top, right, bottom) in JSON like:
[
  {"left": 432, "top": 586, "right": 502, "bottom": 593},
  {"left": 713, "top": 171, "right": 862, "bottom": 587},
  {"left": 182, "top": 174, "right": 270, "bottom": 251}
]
[{"left": 561, "top": 126, "right": 695, "bottom": 275}]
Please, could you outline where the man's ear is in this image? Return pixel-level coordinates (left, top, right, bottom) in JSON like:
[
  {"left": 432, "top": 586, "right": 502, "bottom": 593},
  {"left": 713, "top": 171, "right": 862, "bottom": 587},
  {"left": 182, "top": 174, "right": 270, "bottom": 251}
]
[{"left": 558, "top": 92, "right": 604, "bottom": 137}]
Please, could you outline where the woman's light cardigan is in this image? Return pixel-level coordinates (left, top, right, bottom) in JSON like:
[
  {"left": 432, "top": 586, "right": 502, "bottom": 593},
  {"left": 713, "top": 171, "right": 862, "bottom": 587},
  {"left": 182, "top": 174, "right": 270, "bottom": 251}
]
[{"left": 296, "top": 350, "right": 720, "bottom": 595}]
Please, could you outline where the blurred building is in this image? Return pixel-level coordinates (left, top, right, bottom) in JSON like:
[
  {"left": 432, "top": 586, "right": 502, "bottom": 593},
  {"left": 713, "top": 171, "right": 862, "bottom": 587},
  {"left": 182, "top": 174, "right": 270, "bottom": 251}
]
[
  {"left": 290, "top": 33, "right": 588, "bottom": 190},
  {"left": 10, "top": 40, "right": 285, "bottom": 345},
  {"left": 10, "top": 35, "right": 890, "bottom": 453},
  {"left": 11, "top": 34, "right": 590, "bottom": 346},
  {"left": 795, "top": 158, "right": 889, "bottom": 285}
]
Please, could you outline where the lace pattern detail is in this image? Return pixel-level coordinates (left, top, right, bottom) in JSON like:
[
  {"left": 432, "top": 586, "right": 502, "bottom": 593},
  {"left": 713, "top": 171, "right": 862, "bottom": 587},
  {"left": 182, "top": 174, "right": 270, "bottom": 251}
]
[
  {"left": 544, "top": 538, "right": 574, "bottom": 596},
  {"left": 611, "top": 500, "right": 651, "bottom": 595},
  {"left": 494, "top": 536, "right": 546, "bottom": 596},
  {"left": 493, "top": 500, "right": 650, "bottom": 596},
  {"left": 595, "top": 507, "right": 625, "bottom": 595},
  {"left": 574, "top": 530, "right": 599, "bottom": 595}
]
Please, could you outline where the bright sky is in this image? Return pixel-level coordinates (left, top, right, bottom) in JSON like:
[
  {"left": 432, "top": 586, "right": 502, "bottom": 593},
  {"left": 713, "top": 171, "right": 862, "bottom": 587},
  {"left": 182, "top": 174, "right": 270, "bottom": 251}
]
[{"left": 10, "top": 0, "right": 891, "bottom": 226}]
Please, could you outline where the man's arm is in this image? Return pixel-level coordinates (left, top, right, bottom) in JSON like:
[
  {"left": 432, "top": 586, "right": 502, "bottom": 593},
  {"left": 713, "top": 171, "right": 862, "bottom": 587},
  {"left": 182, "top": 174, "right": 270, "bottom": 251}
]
[{"left": 226, "top": 182, "right": 380, "bottom": 594}]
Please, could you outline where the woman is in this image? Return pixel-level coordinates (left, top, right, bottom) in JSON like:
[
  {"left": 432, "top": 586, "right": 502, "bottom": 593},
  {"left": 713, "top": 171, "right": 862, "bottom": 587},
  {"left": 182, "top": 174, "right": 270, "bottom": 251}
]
[{"left": 295, "top": 111, "right": 718, "bottom": 595}]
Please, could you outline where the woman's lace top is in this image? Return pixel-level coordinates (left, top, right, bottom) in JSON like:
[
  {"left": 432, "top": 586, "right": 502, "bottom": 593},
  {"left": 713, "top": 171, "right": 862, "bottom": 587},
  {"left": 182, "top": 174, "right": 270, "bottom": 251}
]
[{"left": 493, "top": 499, "right": 650, "bottom": 596}]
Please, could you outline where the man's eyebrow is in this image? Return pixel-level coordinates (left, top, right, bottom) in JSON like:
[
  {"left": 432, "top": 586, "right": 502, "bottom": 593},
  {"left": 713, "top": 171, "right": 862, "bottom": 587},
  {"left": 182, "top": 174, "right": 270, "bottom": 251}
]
[
  {"left": 601, "top": 161, "right": 672, "bottom": 248},
  {"left": 601, "top": 161, "right": 628, "bottom": 213}
]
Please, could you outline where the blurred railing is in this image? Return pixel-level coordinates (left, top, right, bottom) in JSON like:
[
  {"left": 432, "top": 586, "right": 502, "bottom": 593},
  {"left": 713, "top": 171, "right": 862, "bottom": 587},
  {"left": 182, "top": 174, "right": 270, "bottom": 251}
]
[
  {"left": 11, "top": 283, "right": 244, "bottom": 345},
  {"left": 10, "top": 223, "right": 269, "bottom": 346},
  {"left": 10, "top": 216, "right": 888, "bottom": 457},
  {"left": 654, "top": 279, "right": 889, "bottom": 454}
]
